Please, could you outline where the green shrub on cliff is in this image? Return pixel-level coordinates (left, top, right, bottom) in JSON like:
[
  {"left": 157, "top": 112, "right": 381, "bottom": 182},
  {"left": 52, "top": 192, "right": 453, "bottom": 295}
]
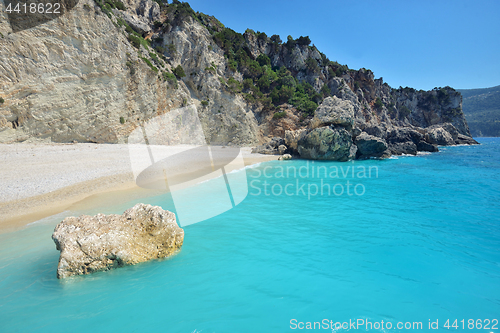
[
  {"left": 256, "top": 54, "right": 271, "bottom": 67},
  {"left": 227, "top": 77, "right": 242, "bottom": 93},
  {"left": 321, "top": 84, "right": 331, "bottom": 97},
  {"left": 125, "top": 25, "right": 135, "bottom": 35},
  {"left": 173, "top": 65, "right": 186, "bottom": 79},
  {"left": 328, "top": 67, "right": 336, "bottom": 78},
  {"left": 256, "top": 31, "right": 267, "bottom": 39},
  {"left": 278, "top": 74, "right": 296, "bottom": 88},
  {"left": 0, "top": 97, "right": 4, "bottom": 104},
  {"left": 243, "top": 93, "right": 256, "bottom": 104},
  {"left": 387, "top": 102, "right": 396, "bottom": 116},
  {"left": 374, "top": 97, "right": 383, "bottom": 110},
  {"left": 296, "top": 36, "right": 311, "bottom": 46},
  {"left": 399, "top": 105, "right": 411, "bottom": 119},
  {"left": 289, "top": 83, "right": 320, "bottom": 114},
  {"left": 437, "top": 87, "right": 451, "bottom": 105},
  {"left": 105, "top": 0, "right": 125, "bottom": 10},
  {"left": 149, "top": 52, "right": 162, "bottom": 67},
  {"left": 169, "top": 1, "right": 201, "bottom": 25},
  {"left": 270, "top": 35, "right": 282, "bottom": 45},
  {"left": 257, "top": 75, "right": 271, "bottom": 91},
  {"left": 141, "top": 57, "right": 158, "bottom": 73},
  {"left": 167, "top": 44, "right": 177, "bottom": 56},
  {"left": 128, "top": 34, "right": 150, "bottom": 50},
  {"left": 273, "top": 111, "right": 286, "bottom": 119},
  {"left": 162, "top": 72, "right": 178, "bottom": 88},
  {"left": 246, "top": 60, "right": 263, "bottom": 79},
  {"left": 271, "top": 85, "right": 294, "bottom": 105}
]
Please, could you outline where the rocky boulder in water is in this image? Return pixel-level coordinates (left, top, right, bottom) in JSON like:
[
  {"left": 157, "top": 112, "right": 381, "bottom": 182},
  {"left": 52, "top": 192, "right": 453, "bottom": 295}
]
[
  {"left": 355, "top": 132, "right": 390, "bottom": 159},
  {"left": 52, "top": 204, "right": 184, "bottom": 279},
  {"left": 297, "top": 126, "right": 357, "bottom": 161}
]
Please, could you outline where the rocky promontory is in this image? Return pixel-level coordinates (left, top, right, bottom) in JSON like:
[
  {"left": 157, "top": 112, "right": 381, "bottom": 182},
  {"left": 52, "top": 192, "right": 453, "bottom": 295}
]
[
  {"left": 254, "top": 93, "right": 478, "bottom": 160},
  {"left": 52, "top": 203, "right": 184, "bottom": 279}
]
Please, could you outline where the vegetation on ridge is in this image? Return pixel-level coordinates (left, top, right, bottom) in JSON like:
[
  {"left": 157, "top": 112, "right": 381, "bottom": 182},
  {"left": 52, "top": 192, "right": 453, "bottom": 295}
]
[{"left": 209, "top": 26, "right": 345, "bottom": 114}]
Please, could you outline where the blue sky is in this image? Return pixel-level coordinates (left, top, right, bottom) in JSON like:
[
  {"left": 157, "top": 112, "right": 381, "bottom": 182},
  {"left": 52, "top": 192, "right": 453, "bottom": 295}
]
[{"left": 185, "top": 0, "right": 500, "bottom": 91}]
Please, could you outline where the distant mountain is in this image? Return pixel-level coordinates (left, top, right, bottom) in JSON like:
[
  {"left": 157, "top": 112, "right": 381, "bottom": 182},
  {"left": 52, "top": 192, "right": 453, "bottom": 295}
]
[{"left": 457, "top": 86, "right": 500, "bottom": 137}]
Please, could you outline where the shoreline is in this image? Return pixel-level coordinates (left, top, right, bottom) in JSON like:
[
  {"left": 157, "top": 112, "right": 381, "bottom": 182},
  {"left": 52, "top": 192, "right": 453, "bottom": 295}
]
[{"left": 0, "top": 144, "right": 277, "bottom": 234}]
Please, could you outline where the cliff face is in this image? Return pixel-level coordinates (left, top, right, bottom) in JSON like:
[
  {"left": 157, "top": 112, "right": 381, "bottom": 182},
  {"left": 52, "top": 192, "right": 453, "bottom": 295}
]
[
  {"left": 0, "top": 0, "right": 475, "bottom": 154},
  {"left": 0, "top": 0, "right": 258, "bottom": 144},
  {"left": 0, "top": 0, "right": 185, "bottom": 143}
]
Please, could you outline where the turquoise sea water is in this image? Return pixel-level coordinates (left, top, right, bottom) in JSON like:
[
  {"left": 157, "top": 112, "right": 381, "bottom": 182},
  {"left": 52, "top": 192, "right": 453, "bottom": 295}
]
[{"left": 1, "top": 138, "right": 499, "bottom": 333}]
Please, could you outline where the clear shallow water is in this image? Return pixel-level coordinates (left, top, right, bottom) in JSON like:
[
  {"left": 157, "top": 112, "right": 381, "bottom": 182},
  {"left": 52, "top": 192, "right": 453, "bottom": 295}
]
[{"left": 1, "top": 138, "right": 499, "bottom": 333}]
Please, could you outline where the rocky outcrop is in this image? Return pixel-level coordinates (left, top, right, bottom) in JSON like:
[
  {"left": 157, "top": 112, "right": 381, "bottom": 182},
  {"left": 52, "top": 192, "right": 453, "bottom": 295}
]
[
  {"left": 52, "top": 203, "right": 184, "bottom": 279},
  {"left": 285, "top": 129, "right": 307, "bottom": 155},
  {"left": 388, "top": 141, "right": 418, "bottom": 155},
  {"left": 456, "top": 133, "right": 478, "bottom": 145},
  {"left": 297, "top": 126, "right": 357, "bottom": 161},
  {"left": 417, "top": 140, "right": 439, "bottom": 152},
  {"left": 120, "top": 11, "right": 154, "bottom": 34},
  {"left": 311, "top": 96, "right": 354, "bottom": 129},
  {"left": 261, "top": 87, "right": 477, "bottom": 159},
  {"left": 426, "top": 125, "right": 455, "bottom": 146},
  {"left": 425, "top": 123, "right": 478, "bottom": 146},
  {"left": 385, "top": 127, "right": 423, "bottom": 155},
  {"left": 355, "top": 132, "right": 390, "bottom": 159}
]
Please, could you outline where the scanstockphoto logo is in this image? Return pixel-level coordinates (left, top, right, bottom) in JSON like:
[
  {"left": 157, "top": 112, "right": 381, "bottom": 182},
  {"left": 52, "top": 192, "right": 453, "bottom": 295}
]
[
  {"left": 128, "top": 105, "right": 248, "bottom": 227},
  {"left": 248, "top": 161, "right": 379, "bottom": 199}
]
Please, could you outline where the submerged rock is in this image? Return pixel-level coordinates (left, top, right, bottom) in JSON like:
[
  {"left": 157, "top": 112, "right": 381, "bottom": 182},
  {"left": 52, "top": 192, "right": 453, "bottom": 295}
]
[{"left": 52, "top": 204, "right": 184, "bottom": 279}]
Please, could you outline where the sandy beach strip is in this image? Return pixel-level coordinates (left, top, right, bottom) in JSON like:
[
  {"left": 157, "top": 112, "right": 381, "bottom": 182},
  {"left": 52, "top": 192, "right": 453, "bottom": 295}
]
[{"left": 0, "top": 143, "right": 277, "bottom": 233}]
